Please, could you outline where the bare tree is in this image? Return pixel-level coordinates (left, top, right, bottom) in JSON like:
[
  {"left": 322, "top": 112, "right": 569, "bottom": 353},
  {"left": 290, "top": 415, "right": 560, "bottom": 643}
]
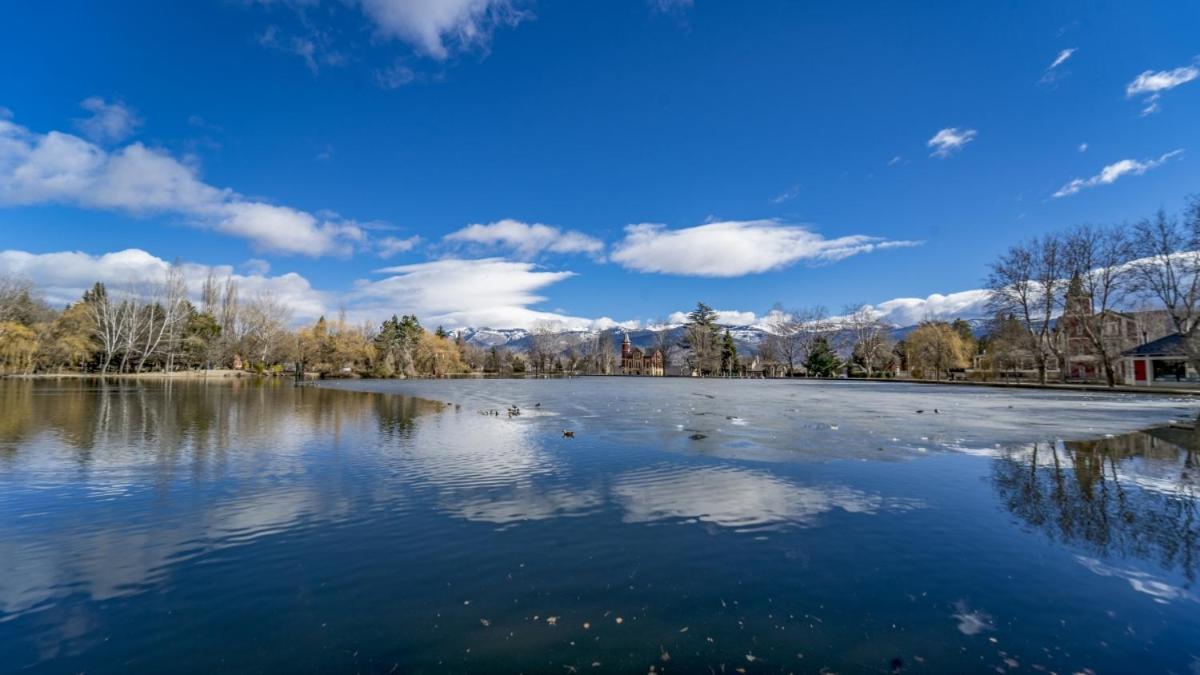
[
  {"left": 588, "top": 329, "right": 616, "bottom": 374},
  {"left": 1062, "top": 223, "right": 1134, "bottom": 386},
  {"left": 239, "top": 290, "right": 293, "bottom": 365},
  {"left": 115, "top": 282, "right": 154, "bottom": 373},
  {"left": 0, "top": 275, "right": 51, "bottom": 325},
  {"left": 132, "top": 264, "right": 189, "bottom": 372},
  {"left": 842, "top": 303, "right": 891, "bottom": 376},
  {"left": 1130, "top": 200, "right": 1200, "bottom": 375},
  {"left": 84, "top": 283, "right": 122, "bottom": 372},
  {"left": 987, "top": 235, "right": 1066, "bottom": 384},
  {"left": 794, "top": 305, "right": 831, "bottom": 376},
  {"left": 763, "top": 304, "right": 802, "bottom": 376},
  {"left": 528, "top": 321, "right": 560, "bottom": 375}
]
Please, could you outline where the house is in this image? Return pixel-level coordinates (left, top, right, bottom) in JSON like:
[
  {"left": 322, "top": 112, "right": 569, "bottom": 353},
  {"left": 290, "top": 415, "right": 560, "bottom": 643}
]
[
  {"left": 619, "top": 332, "right": 665, "bottom": 376},
  {"left": 746, "top": 356, "right": 788, "bottom": 378},
  {"left": 1055, "top": 277, "right": 1145, "bottom": 381},
  {"left": 1119, "top": 333, "right": 1197, "bottom": 386}
]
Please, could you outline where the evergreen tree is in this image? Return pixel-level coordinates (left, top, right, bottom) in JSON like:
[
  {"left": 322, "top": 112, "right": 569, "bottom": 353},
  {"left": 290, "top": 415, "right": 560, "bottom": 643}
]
[
  {"left": 804, "top": 336, "right": 840, "bottom": 377},
  {"left": 681, "top": 301, "right": 721, "bottom": 375},
  {"left": 374, "top": 314, "right": 423, "bottom": 377},
  {"left": 183, "top": 310, "right": 221, "bottom": 370},
  {"left": 435, "top": 325, "right": 448, "bottom": 339},
  {"left": 720, "top": 328, "right": 738, "bottom": 375}
]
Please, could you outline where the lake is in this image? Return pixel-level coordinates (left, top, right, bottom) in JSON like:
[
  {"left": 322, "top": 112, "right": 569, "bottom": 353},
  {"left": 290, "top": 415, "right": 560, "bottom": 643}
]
[{"left": 1, "top": 378, "right": 1198, "bottom": 673}]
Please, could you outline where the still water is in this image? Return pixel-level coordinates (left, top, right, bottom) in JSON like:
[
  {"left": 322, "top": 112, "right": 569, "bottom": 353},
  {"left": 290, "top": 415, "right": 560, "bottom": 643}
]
[{"left": 1, "top": 378, "right": 1198, "bottom": 673}]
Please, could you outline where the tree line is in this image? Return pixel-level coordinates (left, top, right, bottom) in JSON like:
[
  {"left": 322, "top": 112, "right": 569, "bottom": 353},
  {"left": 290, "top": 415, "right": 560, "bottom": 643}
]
[
  {"left": 0, "top": 268, "right": 475, "bottom": 377},
  {"left": 986, "top": 196, "right": 1200, "bottom": 386}
]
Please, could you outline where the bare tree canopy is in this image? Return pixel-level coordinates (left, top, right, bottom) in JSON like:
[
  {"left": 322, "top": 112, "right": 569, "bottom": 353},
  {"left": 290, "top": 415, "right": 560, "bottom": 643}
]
[
  {"left": 1130, "top": 199, "right": 1200, "bottom": 374},
  {"left": 986, "top": 235, "right": 1066, "bottom": 384}
]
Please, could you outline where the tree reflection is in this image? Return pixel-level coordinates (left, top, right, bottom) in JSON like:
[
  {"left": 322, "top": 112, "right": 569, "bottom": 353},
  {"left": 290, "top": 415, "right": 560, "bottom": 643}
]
[
  {"left": 992, "top": 423, "right": 1199, "bottom": 582},
  {"left": 0, "top": 380, "right": 445, "bottom": 472}
]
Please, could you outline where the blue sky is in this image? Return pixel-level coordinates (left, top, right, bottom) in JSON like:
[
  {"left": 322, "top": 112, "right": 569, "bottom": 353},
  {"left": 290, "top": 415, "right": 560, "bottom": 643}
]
[{"left": 1, "top": 0, "right": 1198, "bottom": 329}]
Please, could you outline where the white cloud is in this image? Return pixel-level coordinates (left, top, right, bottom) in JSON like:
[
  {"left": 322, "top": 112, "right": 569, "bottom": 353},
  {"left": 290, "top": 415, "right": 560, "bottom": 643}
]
[
  {"left": 0, "top": 248, "right": 609, "bottom": 330},
  {"left": 444, "top": 219, "right": 604, "bottom": 259},
  {"left": 1039, "top": 48, "right": 1076, "bottom": 85},
  {"left": 769, "top": 183, "right": 801, "bottom": 204},
  {"left": 927, "top": 127, "right": 977, "bottom": 158},
  {"left": 0, "top": 248, "right": 329, "bottom": 320},
  {"left": 1048, "top": 48, "right": 1076, "bottom": 70},
  {"left": 859, "top": 289, "right": 992, "bottom": 327},
  {"left": 74, "top": 97, "right": 141, "bottom": 143},
  {"left": 1052, "top": 149, "right": 1184, "bottom": 198},
  {"left": 354, "top": 257, "right": 597, "bottom": 329},
  {"left": 357, "top": 0, "right": 530, "bottom": 60},
  {"left": 240, "top": 258, "right": 272, "bottom": 275},
  {"left": 887, "top": 155, "right": 903, "bottom": 166},
  {"left": 610, "top": 219, "right": 921, "bottom": 277},
  {"left": 1126, "top": 60, "right": 1199, "bottom": 114},
  {"left": 665, "top": 309, "right": 758, "bottom": 326},
  {"left": 1078, "top": 142, "right": 1088, "bottom": 153},
  {"left": 377, "top": 235, "right": 421, "bottom": 258},
  {"left": 0, "top": 115, "right": 368, "bottom": 256}
]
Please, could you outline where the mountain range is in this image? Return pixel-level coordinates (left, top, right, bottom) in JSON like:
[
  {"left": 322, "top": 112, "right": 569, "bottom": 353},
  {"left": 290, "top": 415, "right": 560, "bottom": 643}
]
[{"left": 449, "top": 319, "right": 990, "bottom": 357}]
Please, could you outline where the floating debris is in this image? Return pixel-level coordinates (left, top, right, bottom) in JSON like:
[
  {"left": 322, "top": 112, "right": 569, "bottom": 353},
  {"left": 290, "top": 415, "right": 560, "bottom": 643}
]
[
  {"left": 952, "top": 600, "right": 994, "bottom": 636},
  {"left": 547, "top": 616, "right": 559, "bottom": 626},
  {"left": 615, "top": 616, "right": 624, "bottom": 624},
  {"left": 563, "top": 430, "right": 575, "bottom": 438},
  {"left": 689, "top": 433, "right": 707, "bottom": 441}
]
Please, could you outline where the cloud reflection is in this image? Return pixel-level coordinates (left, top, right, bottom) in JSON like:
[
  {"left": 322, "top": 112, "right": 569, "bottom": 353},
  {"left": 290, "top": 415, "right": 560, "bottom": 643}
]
[{"left": 612, "top": 465, "right": 921, "bottom": 530}]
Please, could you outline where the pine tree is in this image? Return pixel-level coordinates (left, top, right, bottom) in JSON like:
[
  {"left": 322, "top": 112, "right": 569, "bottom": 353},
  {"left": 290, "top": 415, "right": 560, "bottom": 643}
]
[
  {"left": 720, "top": 328, "right": 738, "bottom": 375},
  {"left": 804, "top": 336, "right": 840, "bottom": 377}
]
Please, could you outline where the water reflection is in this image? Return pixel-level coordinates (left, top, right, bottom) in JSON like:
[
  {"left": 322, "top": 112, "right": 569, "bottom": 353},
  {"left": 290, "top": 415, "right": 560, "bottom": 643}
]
[
  {"left": 4, "top": 379, "right": 1200, "bottom": 673},
  {"left": 0, "top": 379, "right": 445, "bottom": 475},
  {"left": 0, "top": 380, "right": 445, "bottom": 618},
  {"left": 991, "top": 424, "right": 1199, "bottom": 583},
  {"left": 613, "top": 464, "right": 923, "bottom": 531}
]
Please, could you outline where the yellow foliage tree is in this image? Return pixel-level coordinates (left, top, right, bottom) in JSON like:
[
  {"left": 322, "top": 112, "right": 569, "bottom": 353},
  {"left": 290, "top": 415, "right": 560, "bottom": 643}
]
[
  {"left": 415, "top": 332, "right": 465, "bottom": 377},
  {"left": 906, "top": 321, "right": 971, "bottom": 381},
  {"left": 41, "top": 302, "right": 97, "bottom": 372},
  {"left": 0, "top": 321, "right": 39, "bottom": 374}
]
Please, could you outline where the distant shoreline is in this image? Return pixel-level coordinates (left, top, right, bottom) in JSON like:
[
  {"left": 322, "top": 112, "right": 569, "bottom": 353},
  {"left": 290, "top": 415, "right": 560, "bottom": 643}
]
[
  {"left": 1, "top": 369, "right": 256, "bottom": 380},
  {"left": 6, "top": 371, "right": 1199, "bottom": 397}
]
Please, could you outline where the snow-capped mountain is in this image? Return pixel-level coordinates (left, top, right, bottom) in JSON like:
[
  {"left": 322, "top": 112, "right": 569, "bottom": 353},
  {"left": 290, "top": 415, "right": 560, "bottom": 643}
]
[{"left": 450, "top": 317, "right": 989, "bottom": 357}]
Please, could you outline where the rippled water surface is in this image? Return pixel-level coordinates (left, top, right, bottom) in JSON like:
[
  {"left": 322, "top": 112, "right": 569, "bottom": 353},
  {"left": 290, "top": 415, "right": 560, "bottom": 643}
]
[{"left": 1, "top": 378, "right": 1199, "bottom": 673}]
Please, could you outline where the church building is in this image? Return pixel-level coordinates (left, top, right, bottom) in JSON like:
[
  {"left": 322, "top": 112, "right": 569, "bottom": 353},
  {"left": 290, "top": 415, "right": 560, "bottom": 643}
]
[{"left": 620, "top": 332, "right": 665, "bottom": 376}]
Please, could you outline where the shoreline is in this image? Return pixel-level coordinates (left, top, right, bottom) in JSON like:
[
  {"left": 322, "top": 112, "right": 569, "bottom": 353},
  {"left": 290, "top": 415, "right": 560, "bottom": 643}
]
[
  {"left": 1, "top": 369, "right": 257, "bottom": 380},
  {"left": 6, "top": 370, "right": 1200, "bottom": 396}
]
